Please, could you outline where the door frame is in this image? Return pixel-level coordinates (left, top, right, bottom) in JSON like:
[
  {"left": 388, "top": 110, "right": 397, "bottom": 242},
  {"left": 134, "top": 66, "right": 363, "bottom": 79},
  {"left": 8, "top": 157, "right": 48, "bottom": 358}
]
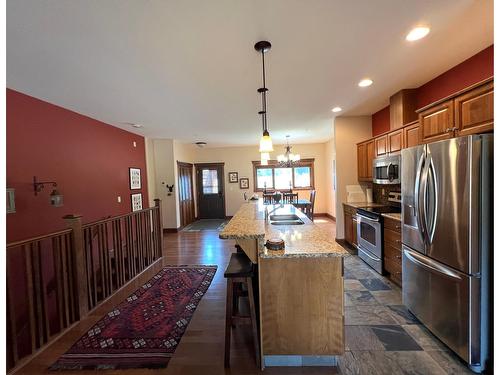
[
  {"left": 177, "top": 161, "right": 195, "bottom": 227},
  {"left": 194, "top": 162, "right": 226, "bottom": 219}
]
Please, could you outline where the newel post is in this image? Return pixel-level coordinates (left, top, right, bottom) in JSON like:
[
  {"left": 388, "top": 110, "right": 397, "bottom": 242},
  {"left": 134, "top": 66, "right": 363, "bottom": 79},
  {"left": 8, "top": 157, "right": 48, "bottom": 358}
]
[
  {"left": 63, "top": 214, "right": 89, "bottom": 318},
  {"left": 154, "top": 199, "right": 163, "bottom": 258}
]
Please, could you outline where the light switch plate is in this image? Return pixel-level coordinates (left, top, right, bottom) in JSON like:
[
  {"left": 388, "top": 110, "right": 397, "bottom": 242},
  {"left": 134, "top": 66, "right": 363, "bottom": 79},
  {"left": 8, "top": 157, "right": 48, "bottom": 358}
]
[{"left": 117, "top": 196, "right": 122, "bottom": 203}]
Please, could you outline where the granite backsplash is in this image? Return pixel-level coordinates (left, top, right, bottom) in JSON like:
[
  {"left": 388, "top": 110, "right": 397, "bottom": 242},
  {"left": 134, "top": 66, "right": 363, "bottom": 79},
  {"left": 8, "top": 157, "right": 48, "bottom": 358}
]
[{"left": 372, "top": 184, "right": 401, "bottom": 207}]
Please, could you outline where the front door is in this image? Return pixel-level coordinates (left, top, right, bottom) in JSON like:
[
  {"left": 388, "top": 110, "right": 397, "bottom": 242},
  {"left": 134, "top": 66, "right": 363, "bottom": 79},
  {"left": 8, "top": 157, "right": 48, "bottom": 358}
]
[
  {"left": 195, "top": 163, "right": 225, "bottom": 219},
  {"left": 177, "top": 162, "right": 195, "bottom": 227}
]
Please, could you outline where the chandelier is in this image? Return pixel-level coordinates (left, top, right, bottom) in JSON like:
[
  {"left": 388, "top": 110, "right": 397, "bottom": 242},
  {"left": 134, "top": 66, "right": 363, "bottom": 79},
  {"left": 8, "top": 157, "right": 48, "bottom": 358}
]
[
  {"left": 277, "top": 136, "right": 301, "bottom": 167},
  {"left": 255, "top": 40, "right": 273, "bottom": 162}
]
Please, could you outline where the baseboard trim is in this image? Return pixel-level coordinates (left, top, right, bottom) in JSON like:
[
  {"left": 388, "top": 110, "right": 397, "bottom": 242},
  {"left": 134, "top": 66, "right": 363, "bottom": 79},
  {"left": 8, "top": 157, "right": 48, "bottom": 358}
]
[
  {"left": 163, "top": 227, "right": 180, "bottom": 233},
  {"left": 313, "top": 213, "right": 336, "bottom": 221}
]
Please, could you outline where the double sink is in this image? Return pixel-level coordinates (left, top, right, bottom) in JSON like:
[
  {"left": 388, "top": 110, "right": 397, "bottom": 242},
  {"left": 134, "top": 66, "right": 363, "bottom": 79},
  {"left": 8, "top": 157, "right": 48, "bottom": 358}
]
[{"left": 268, "top": 214, "right": 304, "bottom": 226}]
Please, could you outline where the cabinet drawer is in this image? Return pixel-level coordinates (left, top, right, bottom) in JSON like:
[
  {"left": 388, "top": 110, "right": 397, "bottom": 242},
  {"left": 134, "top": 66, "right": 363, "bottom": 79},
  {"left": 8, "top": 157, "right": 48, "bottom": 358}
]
[
  {"left": 384, "top": 243, "right": 402, "bottom": 262},
  {"left": 384, "top": 228, "right": 402, "bottom": 248},
  {"left": 384, "top": 218, "right": 401, "bottom": 232}
]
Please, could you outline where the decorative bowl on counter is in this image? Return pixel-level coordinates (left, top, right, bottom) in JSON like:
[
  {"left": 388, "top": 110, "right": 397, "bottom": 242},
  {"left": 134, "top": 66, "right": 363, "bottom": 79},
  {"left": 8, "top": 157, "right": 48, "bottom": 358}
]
[{"left": 265, "top": 238, "right": 285, "bottom": 250}]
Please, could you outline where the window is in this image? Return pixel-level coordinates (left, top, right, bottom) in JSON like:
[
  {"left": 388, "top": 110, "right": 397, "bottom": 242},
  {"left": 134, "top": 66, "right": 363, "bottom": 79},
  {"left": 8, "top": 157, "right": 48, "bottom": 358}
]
[
  {"left": 252, "top": 159, "right": 315, "bottom": 192},
  {"left": 202, "top": 169, "right": 219, "bottom": 194},
  {"left": 274, "top": 168, "right": 293, "bottom": 189},
  {"left": 256, "top": 168, "right": 273, "bottom": 189}
]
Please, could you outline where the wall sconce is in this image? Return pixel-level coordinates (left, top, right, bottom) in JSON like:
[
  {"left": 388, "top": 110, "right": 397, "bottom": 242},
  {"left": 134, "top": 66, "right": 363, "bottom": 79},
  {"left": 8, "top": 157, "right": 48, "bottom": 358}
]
[
  {"left": 162, "top": 182, "right": 175, "bottom": 196},
  {"left": 33, "top": 176, "right": 64, "bottom": 207}
]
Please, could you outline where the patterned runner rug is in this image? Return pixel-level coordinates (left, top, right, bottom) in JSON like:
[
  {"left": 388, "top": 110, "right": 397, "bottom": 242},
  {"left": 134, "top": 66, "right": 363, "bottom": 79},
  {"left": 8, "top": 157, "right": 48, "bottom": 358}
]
[{"left": 50, "top": 265, "right": 217, "bottom": 370}]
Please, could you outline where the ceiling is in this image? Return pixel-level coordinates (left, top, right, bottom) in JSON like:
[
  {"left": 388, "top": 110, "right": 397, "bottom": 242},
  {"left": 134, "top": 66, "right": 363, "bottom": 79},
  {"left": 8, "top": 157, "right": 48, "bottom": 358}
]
[{"left": 7, "top": 0, "right": 493, "bottom": 146}]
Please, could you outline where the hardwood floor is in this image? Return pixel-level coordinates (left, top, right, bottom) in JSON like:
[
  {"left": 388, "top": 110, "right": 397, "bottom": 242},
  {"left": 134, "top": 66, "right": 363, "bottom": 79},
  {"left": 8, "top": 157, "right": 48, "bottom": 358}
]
[{"left": 13, "top": 220, "right": 338, "bottom": 375}]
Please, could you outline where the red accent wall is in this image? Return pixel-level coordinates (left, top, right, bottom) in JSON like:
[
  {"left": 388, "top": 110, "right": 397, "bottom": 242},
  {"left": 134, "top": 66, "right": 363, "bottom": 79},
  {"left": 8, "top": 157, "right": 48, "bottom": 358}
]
[
  {"left": 372, "top": 105, "right": 390, "bottom": 137},
  {"left": 417, "top": 45, "right": 493, "bottom": 108},
  {"left": 6, "top": 89, "right": 149, "bottom": 243},
  {"left": 371, "top": 45, "right": 494, "bottom": 135}
]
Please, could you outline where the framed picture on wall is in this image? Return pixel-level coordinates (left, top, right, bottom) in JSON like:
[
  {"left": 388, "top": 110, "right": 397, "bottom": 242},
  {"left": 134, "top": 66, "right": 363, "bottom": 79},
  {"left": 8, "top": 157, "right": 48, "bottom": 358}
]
[
  {"left": 228, "top": 172, "right": 238, "bottom": 183},
  {"left": 131, "top": 193, "right": 143, "bottom": 212},
  {"left": 129, "top": 167, "right": 142, "bottom": 190},
  {"left": 239, "top": 178, "right": 249, "bottom": 189}
]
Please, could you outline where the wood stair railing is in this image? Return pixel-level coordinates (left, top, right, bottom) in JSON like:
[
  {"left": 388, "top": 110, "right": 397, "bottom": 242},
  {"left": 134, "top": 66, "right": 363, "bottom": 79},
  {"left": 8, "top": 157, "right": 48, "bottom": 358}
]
[{"left": 6, "top": 199, "right": 163, "bottom": 373}]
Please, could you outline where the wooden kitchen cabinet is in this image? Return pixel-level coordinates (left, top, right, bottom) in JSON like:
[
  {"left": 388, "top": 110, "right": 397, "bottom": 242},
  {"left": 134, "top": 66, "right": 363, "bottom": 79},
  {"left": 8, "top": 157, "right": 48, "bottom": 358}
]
[
  {"left": 388, "top": 129, "right": 403, "bottom": 153},
  {"left": 357, "top": 143, "right": 367, "bottom": 181},
  {"left": 418, "top": 99, "right": 454, "bottom": 144},
  {"left": 390, "top": 89, "right": 418, "bottom": 130},
  {"left": 383, "top": 216, "right": 402, "bottom": 287},
  {"left": 403, "top": 121, "right": 419, "bottom": 148},
  {"left": 454, "top": 80, "right": 493, "bottom": 136},
  {"left": 365, "top": 140, "right": 374, "bottom": 179},
  {"left": 357, "top": 140, "right": 374, "bottom": 182},
  {"left": 375, "top": 135, "right": 388, "bottom": 156},
  {"left": 343, "top": 205, "right": 358, "bottom": 248}
]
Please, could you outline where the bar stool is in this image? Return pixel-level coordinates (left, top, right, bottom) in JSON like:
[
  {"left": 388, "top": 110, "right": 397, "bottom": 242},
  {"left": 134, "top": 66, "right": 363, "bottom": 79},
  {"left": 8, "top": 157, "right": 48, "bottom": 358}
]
[{"left": 224, "top": 252, "right": 260, "bottom": 368}]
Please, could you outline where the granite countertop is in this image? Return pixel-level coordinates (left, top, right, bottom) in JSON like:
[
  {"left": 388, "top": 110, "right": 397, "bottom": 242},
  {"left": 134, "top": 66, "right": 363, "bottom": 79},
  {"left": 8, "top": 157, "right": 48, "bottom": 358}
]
[
  {"left": 219, "top": 200, "right": 349, "bottom": 259},
  {"left": 343, "top": 202, "right": 385, "bottom": 208},
  {"left": 382, "top": 212, "right": 402, "bottom": 221}
]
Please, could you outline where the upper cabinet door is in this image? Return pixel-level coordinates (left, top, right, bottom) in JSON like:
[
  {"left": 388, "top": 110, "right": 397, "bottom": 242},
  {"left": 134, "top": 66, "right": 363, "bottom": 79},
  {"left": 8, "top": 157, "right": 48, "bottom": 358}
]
[
  {"left": 375, "top": 135, "right": 388, "bottom": 156},
  {"left": 418, "top": 100, "right": 454, "bottom": 144},
  {"left": 403, "top": 122, "right": 420, "bottom": 149},
  {"left": 366, "top": 140, "right": 375, "bottom": 179},
  {"left": 454, "top": 81, "right": 493, "bottom": 137},
  {"left": 388, "top": 129, "right": 403, "bottom": 153},
  {"left": 357, "top": 143, "right": 367, "bottom": 180}
]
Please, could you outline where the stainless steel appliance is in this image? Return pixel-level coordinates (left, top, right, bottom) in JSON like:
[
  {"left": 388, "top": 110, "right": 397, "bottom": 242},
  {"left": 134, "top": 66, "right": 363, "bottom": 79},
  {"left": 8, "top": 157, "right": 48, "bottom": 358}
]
[
  {"left": 401, "top": 134, "right": 492, "bottom": 373},
  {"left": 356, "top": 205, "right": 401, "bottom": 274},
  {"left": 373, "top": 154, "right": 400, "bottom": 184}
]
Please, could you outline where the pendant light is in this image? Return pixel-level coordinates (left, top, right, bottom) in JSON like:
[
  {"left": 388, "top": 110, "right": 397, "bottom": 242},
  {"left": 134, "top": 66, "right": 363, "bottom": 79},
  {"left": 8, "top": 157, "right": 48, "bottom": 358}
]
[
  {"left": 255, "top": 40, "right": 273, "bottom": 153},
  {"left": 277, "top": 135, "right": 301, "bottom": 167}
]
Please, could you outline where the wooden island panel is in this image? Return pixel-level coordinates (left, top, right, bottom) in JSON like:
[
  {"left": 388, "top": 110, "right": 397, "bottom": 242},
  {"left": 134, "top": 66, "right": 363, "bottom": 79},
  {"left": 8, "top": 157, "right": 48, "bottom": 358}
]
[
  {"left": 259, "top": 257, "right": 344, "bottom": 355},
  {"left": 235, "top": 238, "right": 259, "bottom": 264}
]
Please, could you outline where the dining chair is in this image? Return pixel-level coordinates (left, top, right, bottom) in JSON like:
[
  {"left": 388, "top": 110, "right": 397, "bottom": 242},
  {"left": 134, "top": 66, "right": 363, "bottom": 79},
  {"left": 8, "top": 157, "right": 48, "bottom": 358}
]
[
  {"left": 307, "top": 190, "right": 316, "bottom": 220},
  {"left": 283, "top": 192, "right": 298, "bottom": 204}
]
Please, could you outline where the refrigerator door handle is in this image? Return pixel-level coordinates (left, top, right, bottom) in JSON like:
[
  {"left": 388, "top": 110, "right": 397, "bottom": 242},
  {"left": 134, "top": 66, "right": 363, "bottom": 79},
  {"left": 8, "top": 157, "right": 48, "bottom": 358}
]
[
  {"left": 414, "top": 151, "right": 426, "bottom": 241},
  {"left": 418, "top": 151, "right": 430, "bottom": 245},
  {"left": 404, "top": 248, "right": 462, "bottom": 281},
  {"left": 428, "top": 157, "right": 438, "bottom": 243}
]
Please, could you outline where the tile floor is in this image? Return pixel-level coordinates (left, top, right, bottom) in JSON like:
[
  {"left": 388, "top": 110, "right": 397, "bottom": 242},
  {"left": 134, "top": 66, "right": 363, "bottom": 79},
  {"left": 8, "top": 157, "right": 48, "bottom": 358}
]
[{"left": 340, "top": 254, "right": 475, "bottom": 375}]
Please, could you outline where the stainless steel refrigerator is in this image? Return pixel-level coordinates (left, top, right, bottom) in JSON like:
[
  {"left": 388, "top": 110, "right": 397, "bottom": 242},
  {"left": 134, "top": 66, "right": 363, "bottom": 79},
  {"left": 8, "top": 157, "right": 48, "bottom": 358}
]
[{"left": 401, "top": 134, "right": 492, "bottom": 373}]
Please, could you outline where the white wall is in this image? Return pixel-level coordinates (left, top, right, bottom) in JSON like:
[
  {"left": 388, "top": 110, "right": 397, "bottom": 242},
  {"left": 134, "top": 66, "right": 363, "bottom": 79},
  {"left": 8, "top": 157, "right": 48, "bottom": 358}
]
[
  {"left": 324, "top": 135, "right": 336, "bottom": 218},
  {"left": 191, "top": 143, "right": 328, "bottom": 216},
  {"left": 147, "top": 139, "right": 178, "bottom": 229},
  {"left": 146, "top": 139, "right": 338, "bottom": 229},
  {"left": 333, "top": 116, "right": 372, "bottom": 240}
]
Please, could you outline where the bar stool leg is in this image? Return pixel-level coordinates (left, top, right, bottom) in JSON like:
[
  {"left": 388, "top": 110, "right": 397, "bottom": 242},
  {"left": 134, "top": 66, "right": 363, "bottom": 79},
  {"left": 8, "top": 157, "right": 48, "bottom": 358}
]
[
  {"left": 246, "top": 277, "right": 260, "bottom": 367},
  {"left": 224, "top": 278, "right": 233, "bottom": 368}
]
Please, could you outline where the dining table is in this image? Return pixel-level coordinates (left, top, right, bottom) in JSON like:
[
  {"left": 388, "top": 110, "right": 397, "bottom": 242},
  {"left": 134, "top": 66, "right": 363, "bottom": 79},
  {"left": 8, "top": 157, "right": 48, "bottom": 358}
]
[{"left": 293, "top": 198, "right": 312, "bottom": 212}]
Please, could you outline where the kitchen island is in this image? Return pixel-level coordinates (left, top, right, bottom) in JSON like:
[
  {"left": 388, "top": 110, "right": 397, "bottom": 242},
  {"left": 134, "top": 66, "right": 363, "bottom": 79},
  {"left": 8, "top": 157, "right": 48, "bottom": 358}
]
[{"left": 220, "top": 200, "right": 349, "bottom": 368}]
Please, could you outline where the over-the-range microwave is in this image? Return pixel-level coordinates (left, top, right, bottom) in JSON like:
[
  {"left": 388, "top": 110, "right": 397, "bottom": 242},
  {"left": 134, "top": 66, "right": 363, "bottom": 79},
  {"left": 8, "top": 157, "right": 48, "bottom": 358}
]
[{"left": 373, "top": 154, "right": 400, "bottom": 184}]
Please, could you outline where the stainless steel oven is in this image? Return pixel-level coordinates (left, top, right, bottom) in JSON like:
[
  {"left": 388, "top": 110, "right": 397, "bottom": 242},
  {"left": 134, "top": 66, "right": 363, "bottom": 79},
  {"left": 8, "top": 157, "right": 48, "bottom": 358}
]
[
  {"left": 356, "top": 213, "right": 383, "bottom": 274},
  {"left": 373, "top": 154, "right": 400, "bottom": 184}
]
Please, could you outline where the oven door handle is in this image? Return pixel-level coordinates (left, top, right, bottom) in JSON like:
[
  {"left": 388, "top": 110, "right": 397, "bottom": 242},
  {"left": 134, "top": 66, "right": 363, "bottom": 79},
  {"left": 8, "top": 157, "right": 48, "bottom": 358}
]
[
  {"left": 358, "top": 246, "right": 380, "bottom": 261},
  {"left": 357, "top": 214, "right": 379, "bottom": 223}
]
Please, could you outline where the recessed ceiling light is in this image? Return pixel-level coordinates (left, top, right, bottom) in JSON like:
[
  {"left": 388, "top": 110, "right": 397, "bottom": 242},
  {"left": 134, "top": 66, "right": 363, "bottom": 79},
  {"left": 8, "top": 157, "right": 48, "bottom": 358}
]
[
  {"left": 406, "top": 26, "right": 430, "bottom": 42},
  {"left": 131, "top": 123, "right": 143, "bottom": 128},
  {"left": 358, "top": 79, "right": 373, "bottom": 87},
  {"left": 332, "top": 107, "right": 342, "bottom": 113}
]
